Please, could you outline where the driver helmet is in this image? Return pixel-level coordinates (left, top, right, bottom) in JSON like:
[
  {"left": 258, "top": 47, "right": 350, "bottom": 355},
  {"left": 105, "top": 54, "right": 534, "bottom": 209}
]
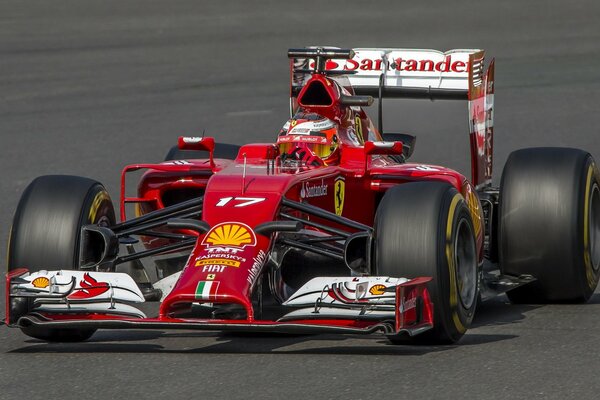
[{"left": 277, "top": 113, "right": 340, "bottom": 166}]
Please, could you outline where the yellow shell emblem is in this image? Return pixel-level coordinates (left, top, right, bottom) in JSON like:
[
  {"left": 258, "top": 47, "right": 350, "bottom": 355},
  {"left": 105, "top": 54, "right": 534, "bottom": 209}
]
[
  {"left": 32, "top": 277, "right": 50, "bottom": 288},
  {"left": 369, "top": 284, "right": 386, "bottom": 295},
  {"left": 202, "top": 223, "right": 256, "bottom": 248}
]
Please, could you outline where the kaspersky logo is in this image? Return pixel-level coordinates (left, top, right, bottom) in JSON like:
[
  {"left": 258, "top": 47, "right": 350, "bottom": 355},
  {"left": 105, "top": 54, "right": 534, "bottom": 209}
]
[{"left": 202, "top": 222, "right": 257, "bottom": 249}]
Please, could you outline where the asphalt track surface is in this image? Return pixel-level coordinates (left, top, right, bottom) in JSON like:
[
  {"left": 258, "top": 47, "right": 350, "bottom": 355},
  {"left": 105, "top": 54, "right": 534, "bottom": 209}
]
[{"left": 2, "top": 1, "right": 600, "bottom": 399}]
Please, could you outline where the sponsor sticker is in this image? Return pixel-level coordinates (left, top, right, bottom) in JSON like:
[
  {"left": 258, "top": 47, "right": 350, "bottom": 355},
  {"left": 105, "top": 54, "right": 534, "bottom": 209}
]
[
  {"left": 308, "top": 60, "right": 339, "bottom": 70},
  {"left": 195, "top": 280, "right": 220, "bottom": 301},
  {"left": 334, "top": 176, "right": 345, "bottom": 216},
  {"left": 199, "top": 253, "right": 245, "bottom": 261},
  {"left": 246, "top": 250, "right": 267, "bottom": 285},
  {"left": 414, "top": 165, "right": 440, "bottom": 171},
  {"left": 354, "top": 116, "right": 363, "bottom": 142},
  {"left": 202, "top": 222, "right": 257, "bottom": 249},
  {"left": 202, "top": 265, "right": 226, "bottom": 273},
  {"left": 167, "top": 160, "right": 192, "bottom": 165},
  {"left": 182, "top": 137, "right": 203, "bottom": 144},
  {"left": 68, "top": 273, "right": 109, "bottom": 300},
  {"left": 312, "top": 120, "right": 336, "bottom": 130},
  {"left": 300, "top": 179, "right": 328, "bottom": 199},
  {"left": 369, "top": 284, "right": 386, "bottom": 295},
  {"left": 206, "top": 247, "right": 244, "bottom": 255},
  {"left": 195, "top": 249, "right": 247, "bottom": 273},
  {"left": 465, "top": 187, "right": 482, "bottom": 238},
  {"left": 342, "top": 55, "right": 468, "bottom": 73},
  {"left": 399, "top": 296, "right": 417, "bottom": 313},
  {"left": 288, "top": 127, "right": 311, "bottom": 135},
  {"left": 195, "top": 259, "right": 241, "bottom": 268},
  {"left": 32, "top": 277, "right": 50, "bottom": 289},
  {"left": 277, "top": 135, "right": 327, "bottom": 144}
]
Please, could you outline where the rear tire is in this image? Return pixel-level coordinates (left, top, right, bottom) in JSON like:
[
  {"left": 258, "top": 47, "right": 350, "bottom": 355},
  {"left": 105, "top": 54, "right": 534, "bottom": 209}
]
[
  {"left": 374, "top": 182, "right": 479, "bottom": 344},
  {"left": 164, "top": 143, "right": 241, "bottom": 161},
  {"left": 8, "top": 175, "right": 116, "bottom": 342},
  {"left": 499, "top": 147, "right": 600, "bottom": 303}
]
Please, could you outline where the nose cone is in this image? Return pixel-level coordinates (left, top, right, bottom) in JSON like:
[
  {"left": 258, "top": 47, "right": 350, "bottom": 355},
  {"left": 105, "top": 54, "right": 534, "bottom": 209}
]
[{"left": 159, "top": 221, "right": 270, "bottom": 320}]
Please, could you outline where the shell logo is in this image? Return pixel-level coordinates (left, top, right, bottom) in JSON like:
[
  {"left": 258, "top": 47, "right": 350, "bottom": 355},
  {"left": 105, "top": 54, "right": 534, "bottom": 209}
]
[
  {"left": 465, "top": 188, "right": 482, "bottom": 238},
  {"left": 32, "top": 277, "right": 50, "bottom": 288},
  {"left": 369, "top": 284, "right": 386, "bottom": 296},
  {"left": 202, "top": 222, "right": 257, "bottom": 249}
]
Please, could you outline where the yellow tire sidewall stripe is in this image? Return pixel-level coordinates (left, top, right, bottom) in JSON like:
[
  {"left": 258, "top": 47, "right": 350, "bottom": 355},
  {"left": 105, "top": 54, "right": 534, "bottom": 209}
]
[
  {"left": 446, "top": 193, "right": 467, "bottom": 334},
  {"left": 88, "top": 190, "right": 110, "bottom": 223},
  {"left": 583, "top": 164, "right": 597, "bottom": 289}
]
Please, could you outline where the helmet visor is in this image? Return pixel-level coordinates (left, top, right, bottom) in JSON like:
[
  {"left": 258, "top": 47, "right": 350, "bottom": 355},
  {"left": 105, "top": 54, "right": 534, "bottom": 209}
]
[{"left": 277, "top": 133, "right": 337, "bottom": 159}]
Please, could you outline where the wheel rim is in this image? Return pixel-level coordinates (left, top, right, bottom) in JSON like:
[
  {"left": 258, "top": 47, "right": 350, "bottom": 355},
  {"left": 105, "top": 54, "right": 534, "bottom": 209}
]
[
  {"left": 589, "top": 184, "right": 600, "bottom": 271},
  {"left": 455, "top": 218, "right": 477, "bottom": 309}
]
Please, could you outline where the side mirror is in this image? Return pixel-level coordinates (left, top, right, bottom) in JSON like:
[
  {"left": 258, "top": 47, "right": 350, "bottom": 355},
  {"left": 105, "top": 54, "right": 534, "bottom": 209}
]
[
  {"left": 381, "top": 133, "right": 416, "bottom": 159},
  {"left": 364, "top": 140, "right": 404, "bottom": 156},
  {"left": 178, "top": 136, "right": 215, "bottom": 152},
  {"left": 177, "top": 137, "right": 215, "bottom": 166}
]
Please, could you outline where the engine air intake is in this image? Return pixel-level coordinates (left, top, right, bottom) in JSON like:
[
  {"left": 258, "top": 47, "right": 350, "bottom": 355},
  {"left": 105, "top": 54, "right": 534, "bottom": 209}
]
[{"left": 298, "top": 80, "right": 333, "bottom": 107}]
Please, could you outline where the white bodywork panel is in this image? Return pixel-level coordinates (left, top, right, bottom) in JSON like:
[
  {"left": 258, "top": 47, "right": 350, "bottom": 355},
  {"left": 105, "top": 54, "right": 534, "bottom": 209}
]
[
  {"left": 34, "top": 302, "right": 146, "bottom": 318},
  {"left": 342, "top": 48, "right": 479, "bottom": 90},
  {"left": 13, "top": 270, "right": 145, "bottom": 303},
  {"left": 153, "top": 271, "right": 182, "bottom": 302},
  {"left": 284, "top": 276, "right": 408, "bottom": 306}
]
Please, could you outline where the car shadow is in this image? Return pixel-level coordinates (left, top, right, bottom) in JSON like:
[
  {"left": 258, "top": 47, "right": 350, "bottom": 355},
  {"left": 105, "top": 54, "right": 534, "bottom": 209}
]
[
  {"left": 7, "top": 287, "right": 600, "bottom": 355},
  {"left": 473, "top": 291, "right": 600, "bottom": 328},
  {"left": 6, "top": 295, "right": 532, "bottom": 355},
  {"left": 15, "top": 290, "right": 583, "bottom": 355},
  {"left": 471, "top": 295, "right": 540, "bottom": 328},
  {"left": 586, "top": 292, "right": 600, "bottom": 304},
  {"left": 9, "top": 328, "right": 516, "bottom": 355},
  {"left": 18, "top": 290, "right": 584, "bottom": 355}
]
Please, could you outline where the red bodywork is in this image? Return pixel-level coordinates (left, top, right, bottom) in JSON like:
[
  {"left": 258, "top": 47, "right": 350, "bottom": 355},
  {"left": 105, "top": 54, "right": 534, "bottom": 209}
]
[
  {"left": 6, "top": 53, "right": 487, "bottom": 337},
  {"left": 118, "top": 72, "right": 484, "bottom": 322}
]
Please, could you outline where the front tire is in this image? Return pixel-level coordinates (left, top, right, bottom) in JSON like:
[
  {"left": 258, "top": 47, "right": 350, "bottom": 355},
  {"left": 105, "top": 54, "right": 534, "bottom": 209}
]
[
  {"left": 374, "top": 181, "right": 479, "bottom": 344},
  {"left": 499, "top": 147, "right": 600, "bottom": 303},
  {"left": 8, "top": 175, "right": 116, "bottom": 342}
]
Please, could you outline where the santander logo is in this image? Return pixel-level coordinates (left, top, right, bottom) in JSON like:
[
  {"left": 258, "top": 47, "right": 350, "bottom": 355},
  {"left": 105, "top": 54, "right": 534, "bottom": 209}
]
[
  {"left": 308, "top": 60, "right": 340, "bottom": 70},
  {"left": 300, "top": 179, "right": 328, "bottom": 198},
  {"left": 344, "top": 55, "right": 468, "bottom": 73},
  {"left": 305, "top": 55, "right": 468, "bottom": 73}
]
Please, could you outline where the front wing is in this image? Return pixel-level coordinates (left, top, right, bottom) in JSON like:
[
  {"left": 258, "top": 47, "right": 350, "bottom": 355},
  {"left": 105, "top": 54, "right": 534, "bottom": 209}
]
[{"left": 5, "top": 269, "right": 434, "bottom": 338}]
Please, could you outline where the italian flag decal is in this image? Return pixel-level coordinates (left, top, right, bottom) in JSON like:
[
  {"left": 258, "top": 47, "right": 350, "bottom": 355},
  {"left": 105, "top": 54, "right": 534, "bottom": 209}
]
[{"left": 195, "top": 281, "right": 220, "bottom": 300}]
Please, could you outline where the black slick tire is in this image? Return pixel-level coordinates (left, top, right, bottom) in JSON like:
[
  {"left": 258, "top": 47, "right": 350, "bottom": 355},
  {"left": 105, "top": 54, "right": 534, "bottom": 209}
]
[
  {"left": 8, "top": 175, "right": 116, "bottom": 342},
  {"left": 374, "top": 181, "right": 479, "bottom": 344},
  {"left": 499, "top": 147, "right": 600, "bottom": 303}
]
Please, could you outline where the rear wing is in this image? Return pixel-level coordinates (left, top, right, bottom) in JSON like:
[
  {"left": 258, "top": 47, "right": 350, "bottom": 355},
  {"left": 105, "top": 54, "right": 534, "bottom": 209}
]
[{"left": 289, "top": 48, "right": 495, "bottom": 187}]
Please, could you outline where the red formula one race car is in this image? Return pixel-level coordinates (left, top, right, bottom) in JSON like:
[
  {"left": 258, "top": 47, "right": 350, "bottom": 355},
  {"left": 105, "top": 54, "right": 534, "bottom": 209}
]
[{"left": 5, "top": 48, "right": 600, "bottom": 344}]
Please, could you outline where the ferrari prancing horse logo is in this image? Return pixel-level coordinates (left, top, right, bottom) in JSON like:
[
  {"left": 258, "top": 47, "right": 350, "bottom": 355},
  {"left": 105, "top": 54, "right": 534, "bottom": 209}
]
[{"left": 334, "top": 177, "right": 345, "bottom": 216}]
